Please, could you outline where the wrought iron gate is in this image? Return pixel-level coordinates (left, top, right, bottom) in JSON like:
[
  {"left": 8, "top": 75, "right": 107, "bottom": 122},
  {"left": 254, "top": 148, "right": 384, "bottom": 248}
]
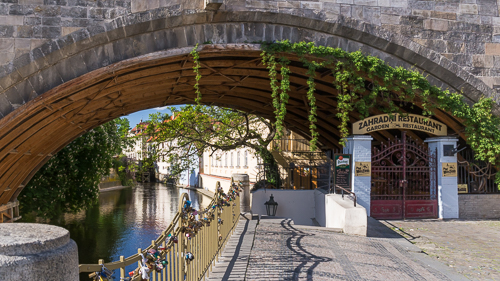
[{"left": 371, "top": 132, "right": 438, "bottom": 219}]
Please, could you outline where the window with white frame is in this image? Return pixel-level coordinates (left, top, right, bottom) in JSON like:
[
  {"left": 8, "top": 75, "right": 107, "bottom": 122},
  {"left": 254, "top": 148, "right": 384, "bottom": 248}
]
[
  {"left": 244, "top": 150, "right": 248, "bottom": 167},
  {"left": 231, "top": 152, "right": 233, "bottom": 167},
  {"left": 225, "top": 153, "right": 228, "bottom": 167},
  {"left": 237, "top": 151, "right": 240, "bottom": 167}
]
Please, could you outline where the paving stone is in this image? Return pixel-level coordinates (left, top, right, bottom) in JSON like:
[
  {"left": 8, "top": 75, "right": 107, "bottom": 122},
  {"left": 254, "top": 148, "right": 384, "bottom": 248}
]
[
  {"left": 243, "top": 218, "right": 466, "bottom": 281},
  {"left": 383, "top": 220, "right": 500, "bottom": 280}
]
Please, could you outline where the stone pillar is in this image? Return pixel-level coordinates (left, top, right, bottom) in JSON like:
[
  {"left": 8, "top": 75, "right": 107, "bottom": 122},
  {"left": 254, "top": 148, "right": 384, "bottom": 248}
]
[
  {"left": 425, "top": 137, "right": 459, "bottom": 219},
  {"left": 232, "top": 173, "right": 250, "bottom": 213},
  {"left": 0, "top": 223, "right": 79, "bottom": 281},
  {"left": 344, "top": 135, "right": 373, "bottom": 216}
]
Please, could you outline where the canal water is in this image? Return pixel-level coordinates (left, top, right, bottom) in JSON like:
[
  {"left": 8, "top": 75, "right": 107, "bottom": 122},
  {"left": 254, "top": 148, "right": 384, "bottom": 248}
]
[{"left": 21, "top": 183, "right": 209, "bottom": 280}]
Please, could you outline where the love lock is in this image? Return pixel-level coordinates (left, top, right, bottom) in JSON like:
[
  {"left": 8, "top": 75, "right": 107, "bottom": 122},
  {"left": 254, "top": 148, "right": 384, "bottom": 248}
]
[{"left": 185, "top": 252, "right": 195, "bottom": 264}]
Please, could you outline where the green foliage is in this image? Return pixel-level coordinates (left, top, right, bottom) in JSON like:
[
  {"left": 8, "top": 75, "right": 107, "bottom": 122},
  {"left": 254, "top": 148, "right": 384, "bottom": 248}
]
[
  {"left": 143, "top": 105, "right": 277, "bottom": 179},
  {"left": 113, "top": 155, "right": 136, "bottom": 187},
  {"left": 190, "top": 40, "right": 500, "bottom": 183},
  {"left": 259, "top": 40, "right": 500, "bottom": 183},
  {"left": 20, "top": 118, "right": 128, "bottom": 219},
  {"left": 190, "top": 44, "right": 202, "bottom": 104}
]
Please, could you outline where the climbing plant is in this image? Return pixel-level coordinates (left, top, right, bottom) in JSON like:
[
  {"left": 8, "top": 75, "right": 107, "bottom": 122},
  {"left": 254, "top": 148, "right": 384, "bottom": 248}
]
[
  {"left": 190, "top": 40, "right": 500, "bottom": 183},
  {"left": 190, "top": 44, "right": 202, "bottom": 104}
]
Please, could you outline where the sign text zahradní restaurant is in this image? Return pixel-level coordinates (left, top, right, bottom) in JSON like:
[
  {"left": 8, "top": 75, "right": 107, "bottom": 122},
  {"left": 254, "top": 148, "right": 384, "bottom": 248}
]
[{"left": 353, "top": 114, "right": 447, "bottom": 136}]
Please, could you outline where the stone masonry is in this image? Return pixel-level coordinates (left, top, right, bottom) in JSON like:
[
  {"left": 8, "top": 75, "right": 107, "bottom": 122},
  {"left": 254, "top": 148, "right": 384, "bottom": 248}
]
[
  {"left": 459, "top": 194, "right": 500, "bottom": 219},
  {"left": 1, "top": 0, "right": 500, "bottom": 92}
]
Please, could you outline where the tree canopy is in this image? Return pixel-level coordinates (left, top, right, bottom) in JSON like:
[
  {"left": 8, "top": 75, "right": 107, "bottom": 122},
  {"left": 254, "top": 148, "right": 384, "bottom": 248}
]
[
  {"left": 20, "top": 118, "right": 130, "bottom": 219},
  {"left": 142, "top": 105, "right": 278, "bottom": 180}
]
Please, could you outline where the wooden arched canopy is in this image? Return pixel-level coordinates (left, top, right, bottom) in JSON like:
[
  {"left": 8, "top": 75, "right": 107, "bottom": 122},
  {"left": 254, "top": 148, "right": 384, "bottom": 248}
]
[{"left": 0, "top": 44, "right": 466, "bottom": 205}]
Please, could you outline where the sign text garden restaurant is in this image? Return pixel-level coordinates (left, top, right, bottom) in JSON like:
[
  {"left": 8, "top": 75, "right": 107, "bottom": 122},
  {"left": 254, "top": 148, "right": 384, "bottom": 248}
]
[{"left": 342, "top": 113, "right": 459, "bottom": 220}]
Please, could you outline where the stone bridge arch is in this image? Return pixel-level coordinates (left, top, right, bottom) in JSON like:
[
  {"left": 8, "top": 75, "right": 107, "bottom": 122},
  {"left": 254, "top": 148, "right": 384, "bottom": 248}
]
[{"left": 0, "top": 10, "right": 494, "bottom": 206}]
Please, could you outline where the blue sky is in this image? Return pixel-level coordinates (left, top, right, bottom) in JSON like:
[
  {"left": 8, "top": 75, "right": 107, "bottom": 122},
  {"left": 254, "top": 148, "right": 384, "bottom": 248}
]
[{"left": 123, "top": 105, "right": 182, "bottom": 128}]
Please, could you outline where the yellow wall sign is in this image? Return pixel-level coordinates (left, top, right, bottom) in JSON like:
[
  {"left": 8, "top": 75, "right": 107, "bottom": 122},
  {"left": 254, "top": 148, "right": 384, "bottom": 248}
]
[
  {"left": 458, "top": 184, "right": 468, "bottom": 193},
  {"left": 355, "top": 162, "right": 371, "bottom": 177},
  {"left": 442, "top": 163, "right": 457, "bottom": 177},
  {"left": 352, "top": 114, "right": 447, "bottom": 136}
]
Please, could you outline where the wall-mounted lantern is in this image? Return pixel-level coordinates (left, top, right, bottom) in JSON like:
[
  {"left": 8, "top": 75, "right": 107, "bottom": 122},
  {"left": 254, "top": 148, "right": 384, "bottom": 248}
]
[{"left": 264, "top": 194, "right": 278, "bottom": 216}]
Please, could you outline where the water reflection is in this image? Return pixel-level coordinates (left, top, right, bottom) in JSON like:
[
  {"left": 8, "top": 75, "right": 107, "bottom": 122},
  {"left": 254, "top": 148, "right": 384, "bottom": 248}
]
[{"left": 21, "top": 183, "right": 208, "bottom": 280}]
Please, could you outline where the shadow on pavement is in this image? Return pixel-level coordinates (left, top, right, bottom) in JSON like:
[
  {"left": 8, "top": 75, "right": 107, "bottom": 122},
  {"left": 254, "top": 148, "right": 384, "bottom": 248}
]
[{"left": 367, "top": 217, "right": 404, "bottom": 238}]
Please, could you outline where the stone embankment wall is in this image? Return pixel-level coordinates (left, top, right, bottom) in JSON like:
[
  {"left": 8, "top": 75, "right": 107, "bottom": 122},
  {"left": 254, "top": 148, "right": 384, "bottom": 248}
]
[
  {"left": 459, "top": 194, "right": 500, "bottom": 219},
  {"left": 1, "top": 0, "right": 500, "bottom": 91}
]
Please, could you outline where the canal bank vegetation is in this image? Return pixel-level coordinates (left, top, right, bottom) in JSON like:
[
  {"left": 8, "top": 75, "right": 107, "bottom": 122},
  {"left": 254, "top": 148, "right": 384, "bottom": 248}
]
[
  {"left": 20, "top": 118, "right": 131, "bottom": 219},
  {"left": 191, "top": 40, "right": 500, "bottom": 184}
]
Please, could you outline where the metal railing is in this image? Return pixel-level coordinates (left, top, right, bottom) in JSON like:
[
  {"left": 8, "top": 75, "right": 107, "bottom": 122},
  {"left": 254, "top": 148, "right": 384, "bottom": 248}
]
[
  {"left": 335, "top": 185, "right": 357, "bottom": 207},
  {"left": 79, "top": 180, "right": 242, "bottom": 281}
]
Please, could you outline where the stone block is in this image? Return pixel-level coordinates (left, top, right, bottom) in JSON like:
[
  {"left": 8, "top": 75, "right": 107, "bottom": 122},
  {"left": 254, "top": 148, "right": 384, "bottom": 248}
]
[
  {"left": 301, "top": 2, "right": 322, "bottom": 10},
  {"left": 473, "top": 54, "right": 494, "bottom": 68},
  {"left": 431, "top": 11, "right": 457, "bottom": 20},
  {"left": 0, "top": 93, "right": 13, "bottom": 117},
  {"left": 485, "top": 43, "right": 500, "bottom": 55},
  {"left": 15, "top": 79, "right": 37, "bottom": 102},
  {"left": 42, "top": 17, "right": 61, "bottom": 26},
  {"left": 458, "top": 13, "right": 481, "bottom": 24},
  {"left": 459, "top": 4, "right": 478, "bottom": 14},
  {"left": 278, "top": 1, "right": 300, "bottom": 9},
  {"left": 246, "top": 0, "right": 278, "bottom": 9},
  {"left": 363, "top": 6, "right": 381, "bottom": 25},
  {"left": 478, "top": 4, "right": 498, "bottom": 17},
  {"left": 380, "top": 14, "right": 400, "bottom": 25},
  {"left": 0, "top": 15, "right": 24, "bottom": 25},
  {"left": 423, "top": 19, "right": 449, "bottom": 31},
  {"left": 19, "top": 0, "right": 44, "bottom": 4},
  {"left": 61, "top": 26, "right": 81, "bottom": 36},
  {"left": 0, "top": 25, "right": 15, "bottom": 37},
  {"left": 61, "top": 6, "right": 88, "bottom": 18},
  {"left": 132, "top": 0, "right": 159, "bottom": 13},
  {"left": 0, "top": 38, "right": 15, "bottom": 53},
  {"left": 0, "top": 224, "right": 79, "bottom": 281}
]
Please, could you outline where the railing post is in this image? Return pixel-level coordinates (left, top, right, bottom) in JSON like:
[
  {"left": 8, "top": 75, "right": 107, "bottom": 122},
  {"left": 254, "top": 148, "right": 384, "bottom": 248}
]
[{"left": 119, "top": 256, "right": 125, "bottom": 279}]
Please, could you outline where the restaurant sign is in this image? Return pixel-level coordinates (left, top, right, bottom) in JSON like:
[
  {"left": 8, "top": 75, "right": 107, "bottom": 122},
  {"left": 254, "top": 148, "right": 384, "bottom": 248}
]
[
  {"left": 334, "top": 154, "right": 352, "bottom": 190},
  {"left": 353, "top": 114, "right": 447, "bottom": 136}
]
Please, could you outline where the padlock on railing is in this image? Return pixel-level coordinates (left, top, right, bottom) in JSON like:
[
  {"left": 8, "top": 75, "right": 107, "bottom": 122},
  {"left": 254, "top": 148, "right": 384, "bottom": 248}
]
[{"left": 185, "top": 252, "right": 194, "bottom": 264}]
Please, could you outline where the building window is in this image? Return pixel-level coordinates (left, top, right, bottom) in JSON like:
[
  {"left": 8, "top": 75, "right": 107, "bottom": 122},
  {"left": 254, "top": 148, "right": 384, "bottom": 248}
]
[
  {"left": 237, "top": 152, "right": 240, "bottom": 167},
  {"left": 244, "top": 150, "right": 248, "bottom": 167},
  {"left": 225, "top": 153, "right": 228, "bottom": 167},
  {"left": 231, "top": 152, "right": 233, "bottom": 167}
]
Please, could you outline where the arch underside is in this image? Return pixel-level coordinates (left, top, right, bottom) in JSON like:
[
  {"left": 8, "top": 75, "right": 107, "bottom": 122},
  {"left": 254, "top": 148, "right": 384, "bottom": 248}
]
[
  {"left": 0, "top": 45, "right": 467, "bottom": 205},
  {"left": 0, "top": 11, "right": 485, "bottom": 205}
]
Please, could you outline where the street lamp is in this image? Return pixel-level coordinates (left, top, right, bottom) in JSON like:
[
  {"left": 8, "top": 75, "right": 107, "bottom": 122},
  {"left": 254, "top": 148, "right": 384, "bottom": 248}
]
[{"left": 264, "top": 194, "right": 278, "bottom": 216}]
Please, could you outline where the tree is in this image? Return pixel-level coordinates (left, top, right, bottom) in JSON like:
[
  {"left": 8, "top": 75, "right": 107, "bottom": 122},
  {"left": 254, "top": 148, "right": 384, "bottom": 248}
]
[
  {"left": 142, "top": 105, "right": 280, "bottom": 185},
  {"left": 20, "top": 118, "right": 129, "bottom": 219}
]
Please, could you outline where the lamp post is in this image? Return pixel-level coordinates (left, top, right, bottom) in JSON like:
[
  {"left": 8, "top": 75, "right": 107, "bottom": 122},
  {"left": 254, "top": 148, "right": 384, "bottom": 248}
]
[{"left": 264, "top": 194, "right": 278, "bottom": 216}]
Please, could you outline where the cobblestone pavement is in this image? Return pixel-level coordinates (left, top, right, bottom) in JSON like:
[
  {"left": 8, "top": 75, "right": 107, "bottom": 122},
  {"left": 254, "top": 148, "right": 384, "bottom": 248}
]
[
  {"left": 245, "top": 218, "right": 465, "bottom": 281},
  {"left": 381, "top": 220, "right": 500, "bottom": 281}
]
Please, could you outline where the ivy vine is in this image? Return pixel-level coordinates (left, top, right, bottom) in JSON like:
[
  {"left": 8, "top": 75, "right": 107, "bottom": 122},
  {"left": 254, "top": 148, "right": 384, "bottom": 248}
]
[
  {"left": 190, "top": 44, "right": 202, "bottom": 104},
  {"left": 191, "top": 40, "right": 500, "bottom": 183}
]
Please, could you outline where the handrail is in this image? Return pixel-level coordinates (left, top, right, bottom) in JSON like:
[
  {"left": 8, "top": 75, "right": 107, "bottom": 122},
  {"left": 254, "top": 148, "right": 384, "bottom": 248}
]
[
  {"left": 335, "top": 185, "right": 357, "bottom": 207},
  {"left": 80, "top": 180, "right": 243, "bottom": 281}
]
